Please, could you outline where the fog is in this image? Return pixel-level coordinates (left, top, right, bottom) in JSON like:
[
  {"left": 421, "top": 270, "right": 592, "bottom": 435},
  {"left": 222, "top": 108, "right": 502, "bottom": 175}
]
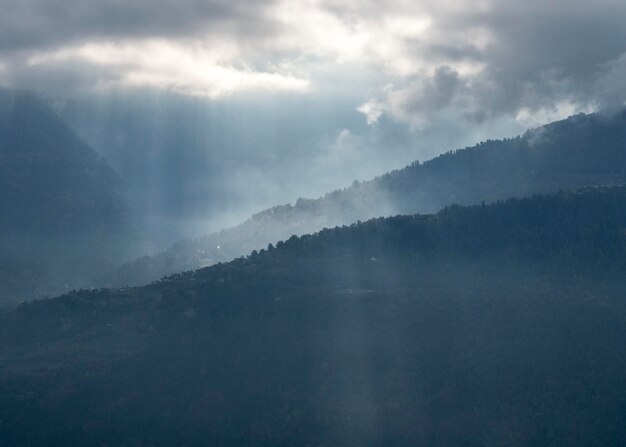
[
  {"left": 57, "top": 89, "right": 523, "bottom": 251},
  {"left": 4, "top": 0, "right": 625, "bottom": 255},
  {"left": 2, "top": 1, "right": 626, "bottom": 444}
]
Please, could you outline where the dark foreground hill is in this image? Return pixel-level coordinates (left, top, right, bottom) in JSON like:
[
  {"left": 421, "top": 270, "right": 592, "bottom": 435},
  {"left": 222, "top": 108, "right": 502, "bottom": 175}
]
[
  {"left": 0, "top": 90, "right": 138, "bottom": 303},
  {"left": 107, "top": 110, "right": 626, "bottom": 288},
  {"left": 2, "top": 188, "right": 626, "bottom": 446}
]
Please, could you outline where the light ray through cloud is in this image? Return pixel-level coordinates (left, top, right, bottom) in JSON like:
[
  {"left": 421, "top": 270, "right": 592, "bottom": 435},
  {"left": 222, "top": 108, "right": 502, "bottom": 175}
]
[
  {"left": 2, "top": 0, "right": 626, "bottom": 125},
  {"left": 2, "top": 0, "right": 626, "bottom": 247},
  {"left": 25, "top": 39, "right": 310, "bottom": 97}
]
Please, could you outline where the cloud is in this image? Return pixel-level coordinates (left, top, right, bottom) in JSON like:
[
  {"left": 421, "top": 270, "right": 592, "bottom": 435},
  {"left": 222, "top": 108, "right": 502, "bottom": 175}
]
[
  {"left": 0, "top": 0, "right": 625, "bottom": 120},
  {"left": 357, "top": 99, "right": 385, "bottom": 126},
  {"left": 592, "top": 53, "right": 626, "bottom": 111},
  {"left": 0, "top": 0, "right": 278, "bottom": 52},
  {"left": 15, "top": 40, "right": 309, "bottom": 97},
  {"left": 0, "top": 0, "right": 297, "bottom": 97},
  {"left": 389, "top": 66, "right": 464, "bottom": 128},
  {"left": 356, "top": 0, "right": 626, "bottom": 126}
]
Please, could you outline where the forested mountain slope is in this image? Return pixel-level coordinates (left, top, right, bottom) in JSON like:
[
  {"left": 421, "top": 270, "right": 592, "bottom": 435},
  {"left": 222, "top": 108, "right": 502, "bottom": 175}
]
[
  {"left": 0, "top": 90, "right": 137, "bottom": 303},
  {"left": 107, "top": 110, "right": 626, "bottom": 287},
  {"left": 2, "top": 188, "right": 626, "bottom": 446}
]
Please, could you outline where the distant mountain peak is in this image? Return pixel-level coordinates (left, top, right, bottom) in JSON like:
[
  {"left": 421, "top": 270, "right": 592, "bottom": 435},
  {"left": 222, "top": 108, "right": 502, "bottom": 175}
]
[{"left": 0, "top": 88, "right": 139, "bottom": 302}]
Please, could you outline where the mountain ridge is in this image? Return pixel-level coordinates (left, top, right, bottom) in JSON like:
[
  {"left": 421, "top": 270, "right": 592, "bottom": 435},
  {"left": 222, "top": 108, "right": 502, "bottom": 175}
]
[
  {"left": 2, "top": 187, "right": 626, "bottom": 446},
  {"left": 104, "top": 109, "right": 626, "bottom": 288},
  {"left": 0, "top": 89, "right": 139, "bottom": 303}
]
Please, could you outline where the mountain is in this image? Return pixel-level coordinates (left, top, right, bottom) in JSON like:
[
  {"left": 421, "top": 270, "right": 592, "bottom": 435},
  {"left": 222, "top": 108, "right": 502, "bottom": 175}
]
[
  {"left": 59, "top": 92, "right": 395, "bottom": 247},
  {"left": 106, "top": 110, "right": 626, "bottom": 287},
  {"left": 0, "top": 89, "right": 138, "bottom": 303},
  {"left": 1, "top": 188, "right": 626, "bottom": 445}
]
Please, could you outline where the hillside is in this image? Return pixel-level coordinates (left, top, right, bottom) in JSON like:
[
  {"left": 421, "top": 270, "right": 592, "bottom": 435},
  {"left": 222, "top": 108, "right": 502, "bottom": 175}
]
[
  {"left": 106, "top": 110, "right": 626, "bottom": 287},
  {"left": 0, "top": 90, "right": 138, "bottom": 303},
  {"left": 2, "top": 188, "right": 626, "bottom": 445}
]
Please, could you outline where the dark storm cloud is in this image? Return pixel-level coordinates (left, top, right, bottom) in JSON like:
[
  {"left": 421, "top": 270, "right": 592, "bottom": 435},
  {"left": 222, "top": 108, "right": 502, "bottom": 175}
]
[
  {"left": 1, "top": 0, "right": 625, "bottom": 124},
  {"left": 356, "top": 0, "right": 626, "bottom": 125},
  {"left": 0, "top": 0, "right": 279, "bottom": 53}
]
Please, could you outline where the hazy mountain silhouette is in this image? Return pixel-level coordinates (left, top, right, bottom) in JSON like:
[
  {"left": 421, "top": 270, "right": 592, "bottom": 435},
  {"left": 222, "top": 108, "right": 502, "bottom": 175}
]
[
  {"left": 2, "top": 188, "right": 626, "bottom": 446},
  {"left": 0, "top": 90, "right": 138, "bottom": 303},
  {"left": 106, "top": 110, "right": 626, "bottom": 287}
]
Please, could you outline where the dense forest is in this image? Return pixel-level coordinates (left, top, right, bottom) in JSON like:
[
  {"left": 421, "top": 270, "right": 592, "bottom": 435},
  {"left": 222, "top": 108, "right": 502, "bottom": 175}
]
[
  {"left": 106, "top": 110, "right": 626, "bottom": 288},
  {"left": 2, "top": 188, "right": 626, "bottom": 446}
]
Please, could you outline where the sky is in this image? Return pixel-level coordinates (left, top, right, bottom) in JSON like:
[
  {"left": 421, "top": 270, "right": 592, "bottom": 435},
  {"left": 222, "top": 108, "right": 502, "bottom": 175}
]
[{"left": 2, "top": 0, "right": 626, "bottom": 242}]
